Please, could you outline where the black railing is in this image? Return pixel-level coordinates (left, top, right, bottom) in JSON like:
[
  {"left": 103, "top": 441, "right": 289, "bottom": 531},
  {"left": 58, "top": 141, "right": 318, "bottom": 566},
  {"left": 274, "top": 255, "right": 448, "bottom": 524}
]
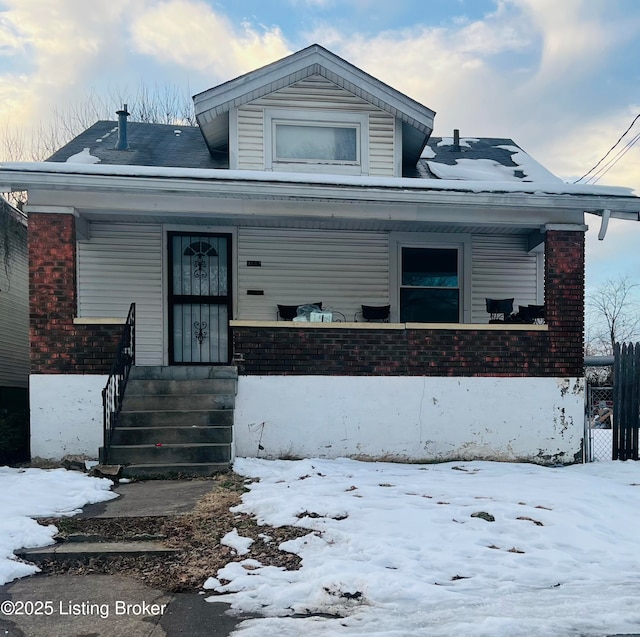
[{"left": 101, "top": 303, "right": 136, "bottom": 464}]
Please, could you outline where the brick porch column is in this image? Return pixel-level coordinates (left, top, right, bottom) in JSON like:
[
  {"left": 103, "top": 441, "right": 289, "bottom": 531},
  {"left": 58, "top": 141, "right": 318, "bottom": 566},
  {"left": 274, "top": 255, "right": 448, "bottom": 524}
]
[
  {"left": 544, "top": 229, "right": 585, "bottom": 377},
  {"left": 28, "top": 212, "right": 121, "bottom": 374},
  {"left": 29, "top": 213, "right": 78, "bottom": 373}
]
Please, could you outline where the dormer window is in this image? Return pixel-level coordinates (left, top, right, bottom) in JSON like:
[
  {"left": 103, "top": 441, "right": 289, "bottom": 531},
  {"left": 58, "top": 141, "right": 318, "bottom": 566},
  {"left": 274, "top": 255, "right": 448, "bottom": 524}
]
[
  {"left": 265, "top": 109, "right": 369, "bottom": 175},
  {"left": 275, "top": 123, "right": 357, "bottom": 162}
]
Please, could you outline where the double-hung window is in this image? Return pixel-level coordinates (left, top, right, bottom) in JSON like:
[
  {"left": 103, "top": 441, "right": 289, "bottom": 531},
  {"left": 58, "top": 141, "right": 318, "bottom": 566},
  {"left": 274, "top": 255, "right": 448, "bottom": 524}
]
[
  {"left": 265, "top": 109, "right": 368, "bottom": 174},
  {"left": 390, "top": 234, "right": 470, "bottom": 323},
  {"left": 400, "top": 247, "right": 461, "bottom": 323}
]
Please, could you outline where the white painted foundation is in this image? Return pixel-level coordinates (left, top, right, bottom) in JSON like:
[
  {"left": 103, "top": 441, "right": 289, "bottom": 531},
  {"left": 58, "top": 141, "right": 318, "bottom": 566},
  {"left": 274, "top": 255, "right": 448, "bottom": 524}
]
[
  {"left": 30, "top": 374, "right": 107, "bottom": 460},
  {"left": 234, "top": 376, "right": 585, "bottom": 464},
  {"left": 29, "top": 373, "right": 585, "bottom": 465}
]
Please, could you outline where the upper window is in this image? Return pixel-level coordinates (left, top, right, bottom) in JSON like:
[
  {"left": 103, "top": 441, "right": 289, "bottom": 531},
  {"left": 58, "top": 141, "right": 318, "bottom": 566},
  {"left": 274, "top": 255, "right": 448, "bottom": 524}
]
[
  {"left": 275, "top": 124, "right": 358, "bottom": 162},
  {"left": 265, "top": 109, "right": 368, "bottom": 174}
]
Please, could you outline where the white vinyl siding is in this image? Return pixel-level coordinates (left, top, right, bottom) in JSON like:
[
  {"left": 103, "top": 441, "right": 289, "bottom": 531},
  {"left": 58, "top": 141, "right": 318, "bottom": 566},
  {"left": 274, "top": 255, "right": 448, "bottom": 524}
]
[
  {"left": 0, "top": 212, "right": 28, "bottom": 388},
  {"left": 236, "top": 75, "right": 396, "bottom": 176},
  {"left": 77, "top": 223, "right": 163, "bottom": 365},
  {"left": 471, "top": 235, "right": 542, "bottom": 323},
  {"left": 237, "top": 228, "right": 389, "bottom": 321}
]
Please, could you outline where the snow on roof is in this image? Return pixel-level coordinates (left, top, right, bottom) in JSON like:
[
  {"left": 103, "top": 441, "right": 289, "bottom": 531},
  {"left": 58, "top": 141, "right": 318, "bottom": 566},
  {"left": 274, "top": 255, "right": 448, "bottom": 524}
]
[
  {"left": 437, "top": 136, "right": 480, "bottom": 148},
  {"left": 422, "top": 137, "right": 563, "bottom": 184},
  {"left": 0, "top": 159, "right": 636, "bottom": 198},
  {"left": 65, "top": 147, "right": 100, "bottom": 164},
  {"left": 427, "top": 158, "right": 522, "bottom": 182}
]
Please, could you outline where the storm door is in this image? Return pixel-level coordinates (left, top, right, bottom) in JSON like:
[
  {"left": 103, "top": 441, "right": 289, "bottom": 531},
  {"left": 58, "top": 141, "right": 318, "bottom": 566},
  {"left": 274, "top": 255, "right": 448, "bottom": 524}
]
[{"left": 168, "top": 232, "right": 231, "bottom": 364}]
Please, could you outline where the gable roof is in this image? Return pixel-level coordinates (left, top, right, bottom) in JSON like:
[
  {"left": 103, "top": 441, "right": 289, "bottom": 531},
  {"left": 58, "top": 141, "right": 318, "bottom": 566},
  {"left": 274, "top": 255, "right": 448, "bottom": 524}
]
[
  {"left": 46, "top": 121, "right": 227, "bottom": 169},
  {"left": 193, "top": 43, "right": 436, "bottom": 165},
  {"left": 41, "top": 121, "right": 554, "bottom": 188},
  {"left": 416, "top": 137, "right": 561, "bottom": 183}
]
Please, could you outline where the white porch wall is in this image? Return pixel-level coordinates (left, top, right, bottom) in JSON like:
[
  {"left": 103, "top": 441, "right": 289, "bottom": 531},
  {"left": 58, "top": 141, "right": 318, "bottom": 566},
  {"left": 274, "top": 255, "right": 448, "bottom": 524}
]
[
  {"left": 234, "top": 376, "right": 584, "bottom": 464},
  {"left": 77, "top": 223, "right": 163, "bottom": 365},
  {"left": 30, "top": 374, "right": 106, "bottom": 460}
]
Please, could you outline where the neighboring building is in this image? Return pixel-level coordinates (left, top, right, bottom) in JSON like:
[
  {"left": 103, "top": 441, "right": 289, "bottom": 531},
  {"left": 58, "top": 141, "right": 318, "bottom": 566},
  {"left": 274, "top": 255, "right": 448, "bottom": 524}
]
[
  {"left": 0, "top": 45, "right": 639, "bottom": 471},
  {"left": 0, "top": 197, "right": 28, "bottom": 401},
  {"left": 0, "top": 196, "right": 29, "bottom": 463}
]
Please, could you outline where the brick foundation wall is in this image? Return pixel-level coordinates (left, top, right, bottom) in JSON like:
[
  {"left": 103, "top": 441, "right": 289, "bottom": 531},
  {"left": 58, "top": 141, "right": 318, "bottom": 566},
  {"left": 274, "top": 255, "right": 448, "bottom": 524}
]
[
  {"left": 29, "top": 213, "right": 121, "bottom": 374},
  {"left": 233, "top": 230, "right": 585, "bottom": 378}
]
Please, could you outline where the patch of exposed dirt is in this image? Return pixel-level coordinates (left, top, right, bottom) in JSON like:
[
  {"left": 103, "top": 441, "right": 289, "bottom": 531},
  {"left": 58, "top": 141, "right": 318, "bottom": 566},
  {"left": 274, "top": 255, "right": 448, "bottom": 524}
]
[{"left": 36, "top": 472, "right": 309, "bottom": 593}]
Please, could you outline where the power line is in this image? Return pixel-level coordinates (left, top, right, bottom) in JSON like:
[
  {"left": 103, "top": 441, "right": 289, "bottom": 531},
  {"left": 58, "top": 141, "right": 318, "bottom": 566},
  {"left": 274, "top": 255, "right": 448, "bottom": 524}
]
[
  {"left": 574, "top": 112, "right": 640, "bottom": 183},
  {"left": 587, "top": 132, "right": 640, "bottom": 185}
]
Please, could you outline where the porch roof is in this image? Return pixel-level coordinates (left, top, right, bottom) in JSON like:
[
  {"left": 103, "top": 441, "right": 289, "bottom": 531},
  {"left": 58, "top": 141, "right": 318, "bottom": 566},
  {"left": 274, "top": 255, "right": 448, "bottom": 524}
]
[{"left": 1, "top": 160, "right": 639, "bottom": 223}]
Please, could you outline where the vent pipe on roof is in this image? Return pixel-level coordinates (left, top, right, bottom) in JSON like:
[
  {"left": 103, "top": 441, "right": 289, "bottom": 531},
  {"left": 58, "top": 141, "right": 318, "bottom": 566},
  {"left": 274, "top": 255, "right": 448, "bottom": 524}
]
[
  {"left": 453, "top": 128, "right": 460, "bottom": 152},
  {"left": 115, "top": 104, "right": 130, "bottom": 150}
]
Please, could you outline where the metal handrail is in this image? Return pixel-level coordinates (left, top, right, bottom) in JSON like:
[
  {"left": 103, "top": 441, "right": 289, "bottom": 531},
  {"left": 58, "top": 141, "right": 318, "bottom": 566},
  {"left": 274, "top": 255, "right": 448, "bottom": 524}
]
[{"left": 101, "top": 303, "right": 136, "bottom": 463}]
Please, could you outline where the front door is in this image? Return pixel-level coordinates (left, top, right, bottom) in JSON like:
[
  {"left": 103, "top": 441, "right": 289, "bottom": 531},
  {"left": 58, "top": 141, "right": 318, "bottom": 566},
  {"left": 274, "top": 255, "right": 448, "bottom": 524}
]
[{"left": 168, "top": 232, "right": 231, "bottom": 364}]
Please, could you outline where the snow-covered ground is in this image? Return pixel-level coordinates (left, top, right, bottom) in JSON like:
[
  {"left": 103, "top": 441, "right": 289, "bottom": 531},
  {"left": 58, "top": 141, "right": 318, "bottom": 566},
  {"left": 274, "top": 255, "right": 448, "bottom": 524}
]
[
  {"left": 0, "top": 467, "right": 117, "bottom": 585},
  {"left": 208, "top": 458, "right": 640, "bottom": 637}
]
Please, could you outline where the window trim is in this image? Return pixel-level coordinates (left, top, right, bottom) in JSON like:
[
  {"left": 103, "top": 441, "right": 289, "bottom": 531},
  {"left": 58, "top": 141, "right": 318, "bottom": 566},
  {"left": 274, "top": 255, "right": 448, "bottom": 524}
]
[
  {"left": 389, "top": 233, "right": 472, "bottom": 324},
  {"left": 264, "top": 108, "right": 369, "bottom": 175}
]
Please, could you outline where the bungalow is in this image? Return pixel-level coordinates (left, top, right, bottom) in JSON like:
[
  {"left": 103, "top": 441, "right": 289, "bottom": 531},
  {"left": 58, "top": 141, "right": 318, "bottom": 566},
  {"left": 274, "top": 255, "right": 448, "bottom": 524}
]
[{"left": 1, "top": 44, "right": 639, "bottom": 474}]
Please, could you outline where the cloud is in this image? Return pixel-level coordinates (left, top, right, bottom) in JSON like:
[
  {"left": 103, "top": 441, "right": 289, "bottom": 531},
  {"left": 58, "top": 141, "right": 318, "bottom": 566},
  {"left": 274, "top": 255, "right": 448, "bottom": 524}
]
[
  {"left": 0, "top": 0, "right": 135, "bottom": 137},
  {"left": 130, "top": 1, "right": 291, "bottom": 81},
  {"left": 303, "top": 0, "right": 640, "bottom": 192},
  {"left": 288, "top": 0, "right": 334, "bottom": 8}
]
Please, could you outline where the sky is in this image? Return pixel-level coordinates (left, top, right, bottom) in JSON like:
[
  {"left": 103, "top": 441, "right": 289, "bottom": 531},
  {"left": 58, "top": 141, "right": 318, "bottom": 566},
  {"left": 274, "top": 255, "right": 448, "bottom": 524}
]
[{"left": 1, "top": 0, "right": 640, "bottom": 294}]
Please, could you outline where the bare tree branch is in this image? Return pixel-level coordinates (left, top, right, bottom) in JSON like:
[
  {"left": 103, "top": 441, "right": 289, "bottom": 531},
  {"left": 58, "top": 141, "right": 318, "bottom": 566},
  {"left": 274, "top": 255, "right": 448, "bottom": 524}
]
[{"left": 586, "top": 275, "right": 640, "bottom": 355}]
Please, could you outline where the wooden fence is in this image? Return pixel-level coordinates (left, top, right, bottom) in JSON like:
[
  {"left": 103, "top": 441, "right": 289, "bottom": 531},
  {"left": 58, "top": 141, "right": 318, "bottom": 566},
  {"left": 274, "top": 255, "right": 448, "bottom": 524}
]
[{"left": 613, "top": 342, "right": 640, "bottom": 460}]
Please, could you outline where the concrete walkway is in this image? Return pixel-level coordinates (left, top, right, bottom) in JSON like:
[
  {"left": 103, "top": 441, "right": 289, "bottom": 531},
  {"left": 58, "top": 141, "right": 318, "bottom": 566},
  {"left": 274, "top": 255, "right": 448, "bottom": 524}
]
[
  {"left": 0, "top": 574, "right": 248, "bottom": 637},
  {"left": 0, "top": 478, "right": 255, "bottom": 636}
]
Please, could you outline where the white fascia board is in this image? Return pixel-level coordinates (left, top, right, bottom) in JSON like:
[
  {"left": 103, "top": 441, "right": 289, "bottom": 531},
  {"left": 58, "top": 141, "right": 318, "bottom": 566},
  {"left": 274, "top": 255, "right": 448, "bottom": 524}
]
[
  {"left": 30, "top": 187, "right": 586, "bottom": 228},
  {"left": 193, "top": 45, "right": 435, "bottom": 133},
  {"left": 3, "top": 165, "right": 640, "bottom": 218}
]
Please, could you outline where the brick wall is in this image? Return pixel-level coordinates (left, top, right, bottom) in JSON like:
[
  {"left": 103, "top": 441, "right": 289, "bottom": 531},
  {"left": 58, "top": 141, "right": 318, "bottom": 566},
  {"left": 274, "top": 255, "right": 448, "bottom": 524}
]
[
  {"left": 28, "top": 215, "right": 584, "bottom": 378},
  {"left": 544, "top": 229, "right": 585, "bottom": 376},
  {"left": 29, "top": 213, "right": 121, "bottom": 374},
  {"left": 233, "top": 230, "right": 585, "bottom": 378}
]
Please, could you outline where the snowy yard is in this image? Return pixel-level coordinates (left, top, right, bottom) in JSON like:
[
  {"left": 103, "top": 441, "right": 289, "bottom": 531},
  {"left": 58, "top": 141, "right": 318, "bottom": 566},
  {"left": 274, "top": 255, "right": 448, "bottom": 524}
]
[
  {"left": 2, "top": 459, "right": 640, "bottom": 635},
  {"left": 208, "top": 458, "right": 640, "bottom": 637},
  {"left": 0, "top": 467, "right": 117, "bottom": 585}
]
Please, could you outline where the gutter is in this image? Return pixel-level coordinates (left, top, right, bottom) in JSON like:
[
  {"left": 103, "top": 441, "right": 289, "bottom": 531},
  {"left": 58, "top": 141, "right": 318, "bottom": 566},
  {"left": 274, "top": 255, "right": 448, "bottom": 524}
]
[{"left": 2, "top": 166, "right": 640, "bottom": 218}]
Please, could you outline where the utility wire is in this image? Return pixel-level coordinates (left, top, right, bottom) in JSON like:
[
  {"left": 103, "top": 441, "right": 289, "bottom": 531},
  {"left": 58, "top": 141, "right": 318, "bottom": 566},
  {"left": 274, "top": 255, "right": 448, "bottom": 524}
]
[
  {"left": 586, "top": 131, "right": 640, "bottom": 185},
  {"left": 574, "top": 112, "right": 640, "bottom": 183}
]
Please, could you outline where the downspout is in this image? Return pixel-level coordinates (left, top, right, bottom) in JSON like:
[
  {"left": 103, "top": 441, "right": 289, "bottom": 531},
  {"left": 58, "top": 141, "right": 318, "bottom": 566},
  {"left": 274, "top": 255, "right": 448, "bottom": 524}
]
[{"left": 597, "top": 209, "right": 611, "bottom": 240}]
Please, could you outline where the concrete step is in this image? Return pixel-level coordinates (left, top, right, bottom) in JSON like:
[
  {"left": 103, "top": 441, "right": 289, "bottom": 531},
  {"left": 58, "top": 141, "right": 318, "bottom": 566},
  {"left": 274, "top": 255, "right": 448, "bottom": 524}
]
[
  {"left": 125, "top": 378, "right": 236, "bottom": 396},
  {"left": 121, "top": 463, "right": 230, "bottom": 479},
  {"left": 122, "top": 393, "right": 234, "bottom": 412},
  {"left": 108, "top": 443, "right": 231, "bottom": 465},
  {"left": 118, "top": 409, "right": 234, "bottom": 427},
  {"left": 15, "top": 541, "right": 180, "bottom": 563},
  {"left": 111, "top": 425, "right": 232, "bottom": 445},
  {"left": 129, "top": 366, "right": 237, "bottom": 381}
]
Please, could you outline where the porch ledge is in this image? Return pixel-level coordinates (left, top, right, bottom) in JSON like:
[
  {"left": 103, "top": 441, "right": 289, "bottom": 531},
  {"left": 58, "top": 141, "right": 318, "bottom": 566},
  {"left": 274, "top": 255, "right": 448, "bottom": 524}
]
[
  {"left": 73, "top": 317, "right": 126, "bottom": 325},
  {"left": 230, "top": 320, "right": 548, "bottom": 331}
]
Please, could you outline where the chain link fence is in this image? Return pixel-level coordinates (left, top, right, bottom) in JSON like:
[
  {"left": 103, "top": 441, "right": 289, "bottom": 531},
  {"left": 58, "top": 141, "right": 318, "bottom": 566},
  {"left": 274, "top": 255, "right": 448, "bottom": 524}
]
[{"left": 586, "top": 385, "right": 613, "bottom": 462}]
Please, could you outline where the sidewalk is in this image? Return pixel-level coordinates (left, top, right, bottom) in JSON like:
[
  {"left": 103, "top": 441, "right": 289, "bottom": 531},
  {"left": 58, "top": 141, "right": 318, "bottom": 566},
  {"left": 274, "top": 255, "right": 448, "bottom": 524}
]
[{"left": 0, "top": 479, "right": 254, "bottom": 636}]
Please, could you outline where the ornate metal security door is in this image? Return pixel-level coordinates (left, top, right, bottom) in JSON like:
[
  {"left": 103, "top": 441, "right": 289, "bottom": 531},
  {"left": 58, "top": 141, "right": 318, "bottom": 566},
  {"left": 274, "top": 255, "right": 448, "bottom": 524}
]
[{"left": 168, "top": 232, "right": 231, "bottom": 364}]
